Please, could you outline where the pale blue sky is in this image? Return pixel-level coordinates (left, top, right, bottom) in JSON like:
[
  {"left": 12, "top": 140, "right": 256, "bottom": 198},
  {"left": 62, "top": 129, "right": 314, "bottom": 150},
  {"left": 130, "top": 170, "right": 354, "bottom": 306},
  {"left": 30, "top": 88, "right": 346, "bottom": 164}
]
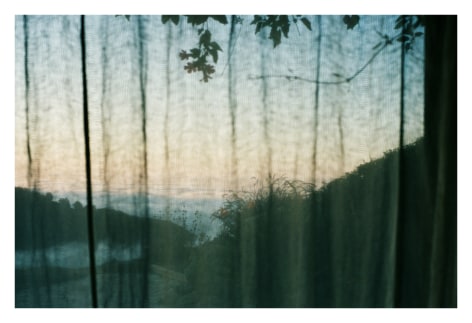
[{"left": 15, "top": 15, "right": 424, "bottom": 197}]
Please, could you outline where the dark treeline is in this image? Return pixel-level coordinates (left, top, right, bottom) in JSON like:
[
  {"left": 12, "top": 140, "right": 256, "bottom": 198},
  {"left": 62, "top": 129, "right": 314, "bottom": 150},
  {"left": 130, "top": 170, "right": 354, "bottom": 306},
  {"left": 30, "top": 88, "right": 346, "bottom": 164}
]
[
  {"left": 15, "top": 187, "right": 195, "bottom": 307},
  {"left": 16, "top": 137, "right": 453, "bottom": 307},
  {"left": 15, "top": 188, "right": 193, "bottom": 270},
  {"left": 185, "top": 137, "right": 445, "bottom": 307}
]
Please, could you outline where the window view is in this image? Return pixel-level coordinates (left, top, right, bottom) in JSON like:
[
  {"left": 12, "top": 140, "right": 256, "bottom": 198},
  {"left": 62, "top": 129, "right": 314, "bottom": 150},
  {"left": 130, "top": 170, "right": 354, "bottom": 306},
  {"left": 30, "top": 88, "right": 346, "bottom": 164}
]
[{"left": 15, "top": 15, "right": 456, "bottom": 308}]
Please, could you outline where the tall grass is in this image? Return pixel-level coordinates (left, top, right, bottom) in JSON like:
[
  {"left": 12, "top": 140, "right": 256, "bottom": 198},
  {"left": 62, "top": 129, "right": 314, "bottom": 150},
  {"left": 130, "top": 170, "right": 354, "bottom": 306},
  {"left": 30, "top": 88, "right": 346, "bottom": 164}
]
[
  {"left": 187, "top": 139, "right": 430, "bottom": 307},
  {"left": 212, "top": 176, "right": 315, "bottom": 238}
]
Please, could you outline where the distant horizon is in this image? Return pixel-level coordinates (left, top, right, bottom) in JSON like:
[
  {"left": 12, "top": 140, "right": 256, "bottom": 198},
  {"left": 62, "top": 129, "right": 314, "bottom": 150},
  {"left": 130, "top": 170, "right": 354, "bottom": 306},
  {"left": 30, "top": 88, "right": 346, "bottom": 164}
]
[
  {"left": 15, "top": 134, "right": 425, "bottom": 201},
  {"left": 15, "top": 16, "right": 425, "bottom": 209}
]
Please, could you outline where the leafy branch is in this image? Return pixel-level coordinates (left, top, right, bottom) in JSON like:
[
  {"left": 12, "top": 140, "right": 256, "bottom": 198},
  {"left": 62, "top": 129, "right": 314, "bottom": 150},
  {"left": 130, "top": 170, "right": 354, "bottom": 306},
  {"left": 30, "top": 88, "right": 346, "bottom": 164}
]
[
  {"left": 178, "top": 28, "right": 223, "bottom": 82},
  {"left": 122, "top": 15, "right": 424, "bottom": 84},
  {"left": 343, "top": 15, "right": 360, "bottom": 30},
  {"left": 162, "top": 15, "right": 227, "bottom": 82},
  {"left": 393, "top": 15, "right": 424, "bottom": 51},
  {"left": 248, "top": 41, "right": 389, "bottom": 85},
  {"left": 162, "top": 15, "right": 313, "bottom": 82},
  {"left": 250, "top": 15, "right": 312, "bottom": 48},
  {"left": 248, "top": 15, "right": 424, "bottom": 85}
]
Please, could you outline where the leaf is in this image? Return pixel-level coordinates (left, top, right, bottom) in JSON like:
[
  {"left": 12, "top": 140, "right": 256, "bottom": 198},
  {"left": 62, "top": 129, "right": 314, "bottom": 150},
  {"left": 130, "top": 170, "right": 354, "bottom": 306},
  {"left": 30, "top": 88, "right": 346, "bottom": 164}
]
[
  {"left": 301, "top": 17, "right": 312, "bottom": 31},
  {"left": 279, "top": 15, "right": 289, "bottom": 26},
  {"left": 250, "top": 15, "right": 259, "bottom": 24},
  {"left": 209, "top": 48, "right": 218, "bottom": 63},
  {"left": 210, "top": 41, "right": 223, "bottom": 52},
  {"left": 397, "top": 35, "right": 410, "bottom": 42},
  {"left": 267, "top": 15, "right": 277, "bottom": 24},
  {"left": 170, "top": 15, "right": 179, "bottom": 25},
  {"left": 269, "top": 28, "right": 282, "bottom": 48},
  {"left": 186, "top": 15, "right": 209, "bottom": 26},
  {"left": 162, "top": 16, "right": 170, "bottom": 24},
  {"left": 394, "top": 18, "right": 403, "bottom": 30},
  {"left": 116, "top": 15, "right": 130, "bottom": 22},
  {"left": 208, "top": 42, "right": 223, "bottom": 63},
  {"left": 413, "top": 16, "right": 424, "bottom": 28},
  {"left": 404, "top": 26, "right": 414, "bottom": 35},
  {"left": 162, "top": 15, "right": 179, "bottom": 25},
  {"left": 255, "top": 23, "right": 262, "bottom": 34},
  {"left": 199, "top": 30, "right": 211, "bottom": 46},
  {"left": 210, "top": 15, "right": 228, "bottom": 24},
  {"left": 179, "top": 50, "right": 190, "bottom": 60},
  {"left": 190, "top": 48, "right": 201, "bottom": 58},
  {"left": 281, "top": 22, "right": 290, "bottom": 38},
  {"left": 343, "top": 15, "right": 360, "bottom": 30},
  {"left": 184, "top": 62, "right": 197, "bottom": 74}
]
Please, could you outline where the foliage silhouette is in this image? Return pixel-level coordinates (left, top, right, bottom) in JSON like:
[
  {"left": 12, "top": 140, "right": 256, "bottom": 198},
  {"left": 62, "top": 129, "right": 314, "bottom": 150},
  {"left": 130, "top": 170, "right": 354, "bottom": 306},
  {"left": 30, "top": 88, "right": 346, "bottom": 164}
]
[
  {"left": 16, "top": 186, "right": 200, "bottom": 307},
  {"left": 117, "top": 15, "right": 424, "bottom": 83},
  {"left": 16, "top": 137, "right": 451, "bottom": 307},
  {"left": 15, "top": 188, "right": 194, "bottom": 270},
  {"left": 155, "top": 15, "right": 423, "bottom": 83},
  {"left": 183, "top": 138, "right": 436, "bottom": 307},
  {"left": 163, "top": 15, "right": 229, "bottom": 82},
  {"left": 343, "top": 15, "right": 360, "bottom": 29},
  {"left": 159, "top": 15, "right": 313, "bottom": 81},
  {"left": 249, "top": 15, "right": 425, "bottom": 85}
]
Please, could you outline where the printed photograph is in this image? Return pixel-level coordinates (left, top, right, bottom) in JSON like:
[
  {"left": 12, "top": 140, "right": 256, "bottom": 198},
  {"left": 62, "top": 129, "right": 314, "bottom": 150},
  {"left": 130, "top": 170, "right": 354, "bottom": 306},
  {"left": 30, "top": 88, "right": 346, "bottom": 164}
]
[{"left": 15, "top": 15, "right": 456, "bottom": 308}]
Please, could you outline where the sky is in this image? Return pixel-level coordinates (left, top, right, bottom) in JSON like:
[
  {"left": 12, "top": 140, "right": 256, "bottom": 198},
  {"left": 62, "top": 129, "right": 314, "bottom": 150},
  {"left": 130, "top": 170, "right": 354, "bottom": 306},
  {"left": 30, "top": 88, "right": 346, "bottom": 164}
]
[{"left": 15, "top": 15, "right": 425, "bottom": 199}]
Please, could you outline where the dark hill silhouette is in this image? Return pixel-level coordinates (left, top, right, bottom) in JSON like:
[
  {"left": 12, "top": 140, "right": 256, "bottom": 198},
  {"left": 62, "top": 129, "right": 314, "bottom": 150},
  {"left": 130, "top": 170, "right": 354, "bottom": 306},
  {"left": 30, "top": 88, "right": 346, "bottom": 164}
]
[
  {"left": 185, "top": 137, "right": 435, "bottom": 307},
  {"left": 16, "top": 187, "right": 196, "bottom": 307},
  {"left": 16, "top": 138, "right": 439, "bottom": 307},
  {"left": 15, "top": 187, "right": 194, "bottom": 271}
]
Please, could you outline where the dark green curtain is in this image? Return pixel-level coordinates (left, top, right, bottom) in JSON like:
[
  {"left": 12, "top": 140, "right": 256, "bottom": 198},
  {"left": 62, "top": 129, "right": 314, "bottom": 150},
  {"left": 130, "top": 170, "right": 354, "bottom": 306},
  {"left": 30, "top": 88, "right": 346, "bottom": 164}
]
[{"left": 423, "top": 15, "right": 457, "bottom": 307}]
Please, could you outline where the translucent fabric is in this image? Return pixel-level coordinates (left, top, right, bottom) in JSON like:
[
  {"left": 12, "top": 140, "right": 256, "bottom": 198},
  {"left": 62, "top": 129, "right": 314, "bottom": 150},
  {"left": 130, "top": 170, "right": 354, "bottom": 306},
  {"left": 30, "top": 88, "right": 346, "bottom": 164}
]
[{"left": 15, "top": 15, "right": 456, "bottom": 307}]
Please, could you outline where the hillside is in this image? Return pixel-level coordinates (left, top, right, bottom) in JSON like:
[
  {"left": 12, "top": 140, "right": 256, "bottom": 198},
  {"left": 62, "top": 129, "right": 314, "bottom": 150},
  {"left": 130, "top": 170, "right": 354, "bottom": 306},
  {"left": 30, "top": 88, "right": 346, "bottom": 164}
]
[
  {"left": 186, "top": 138, "right": 436, "bottom": 307},
  {"left": 16, "top": 138, "right": 439, "bottom": 307},
  {"left": 15, "top": 187, "right": 194, "bottom": 271}
]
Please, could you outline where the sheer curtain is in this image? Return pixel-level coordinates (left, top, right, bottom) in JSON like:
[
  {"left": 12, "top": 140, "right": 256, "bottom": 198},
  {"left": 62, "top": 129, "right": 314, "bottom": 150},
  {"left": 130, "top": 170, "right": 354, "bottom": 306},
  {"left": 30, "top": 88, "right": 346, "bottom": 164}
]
[{"left": 15, "top": 15, "right": 456, "bottom": 307}]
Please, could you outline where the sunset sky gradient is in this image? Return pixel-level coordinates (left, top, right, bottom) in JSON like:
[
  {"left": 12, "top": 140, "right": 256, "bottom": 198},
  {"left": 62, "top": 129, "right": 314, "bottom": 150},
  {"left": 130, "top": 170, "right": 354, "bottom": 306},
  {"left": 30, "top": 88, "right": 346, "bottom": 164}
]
[{"left": 15, "top": 15, "right": 424, "bottom": 199}]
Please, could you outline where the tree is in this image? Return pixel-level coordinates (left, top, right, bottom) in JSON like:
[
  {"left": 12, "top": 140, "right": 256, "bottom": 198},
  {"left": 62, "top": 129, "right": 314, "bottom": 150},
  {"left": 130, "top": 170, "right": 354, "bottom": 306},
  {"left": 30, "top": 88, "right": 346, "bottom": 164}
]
[
  {"left": 73, "top": 200, "right": 83, "bottom": 210},
  {"left": 156, "top": 15, "right": 424, "bottom": 83},
  {"left": 58, "top": 197, "right": 71, "bottom": 210},
  {"left": 115, "top": 15, "right": 424, "bottom": 84},
  {"left": 160, "top": 15, "right": 313, "bottom": 82},
  {"left": 45, "top": 192, "right": 53, "bottom": 202}
]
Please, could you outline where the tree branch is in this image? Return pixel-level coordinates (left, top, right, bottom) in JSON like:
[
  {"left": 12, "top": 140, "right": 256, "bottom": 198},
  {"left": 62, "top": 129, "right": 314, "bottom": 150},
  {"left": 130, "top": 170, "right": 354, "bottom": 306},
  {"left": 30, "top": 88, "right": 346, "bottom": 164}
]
[{"left": 248, "top": 42, "right": 389, "bottom": 85}]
